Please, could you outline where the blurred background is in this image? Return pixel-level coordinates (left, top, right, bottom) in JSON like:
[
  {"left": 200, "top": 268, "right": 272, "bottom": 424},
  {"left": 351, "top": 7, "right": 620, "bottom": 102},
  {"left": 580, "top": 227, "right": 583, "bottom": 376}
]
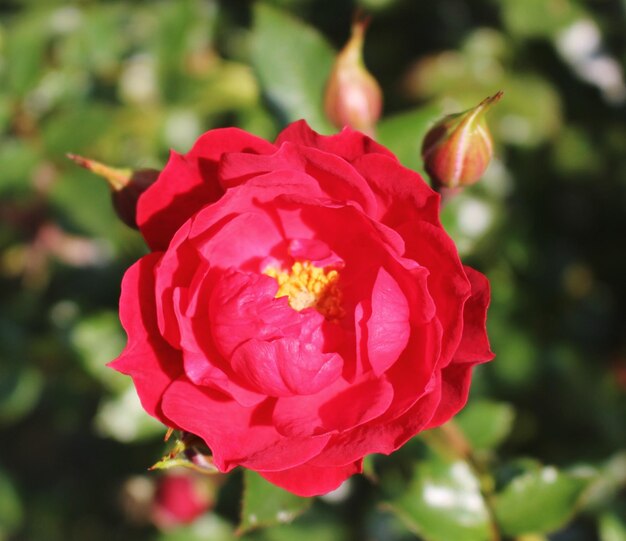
[{"left": 0, "top": 0, "right": 625, "bottom": 540}]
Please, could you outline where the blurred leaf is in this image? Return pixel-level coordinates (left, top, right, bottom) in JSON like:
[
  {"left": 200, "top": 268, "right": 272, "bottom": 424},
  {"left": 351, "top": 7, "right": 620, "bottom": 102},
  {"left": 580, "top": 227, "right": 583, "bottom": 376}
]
[
  {"left": 158, "top": 513, "right": 237, "bottom": 541},
  {"left": 251, "top": 3, "right": 335, "bottom": 133},
  {"left": 4, "top": 10, "right": 48, "bottom": 96},
  {"left": 238, "top": 470, "right": 312, "bottom": 535},
  {"left": 94, "top": 386, "right": 164, "bottom": 443},
  {"left": 0, "top": 362, "right": 43, "bottom": 426},
  {"left": 253, "top": 515, "right": 350, "bottom": 541},
  {"left": 0, "top": 466, "right": 23, "bottom": 538},
  {"left": 69, "top": 311, "right": 127, "bottom": 392},
  {"left": 385, "top": 456, "right": 491, "bottom": 541},
  {"left": 499, "top": 0, "right": 584, "bottom": 39},
  {"left": 376, "top": 104, "right": 441, "bottom": 174},
  {"left": 0, "top": 141, "right": 40, "bottom": 196},
  {"left": 600, "top": 512, "right": 626, "bottom": 541},
  {"left": 493, "top": 466, "right": 592, "bottom": 536},
  {"left": 455, "top": 400, "right": 515, "bottom": 451},
  {"left": 42, "top": 105, "right": 113, "bottom": 156},
  {"left": 50, "top": 166, "right": 121, "bottom": 238}
]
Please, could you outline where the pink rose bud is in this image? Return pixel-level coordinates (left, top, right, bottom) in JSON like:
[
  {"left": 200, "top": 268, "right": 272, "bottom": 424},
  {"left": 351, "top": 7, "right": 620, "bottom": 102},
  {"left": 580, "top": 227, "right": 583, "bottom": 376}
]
[
  {"left": 421, "top": 91, "right": 503, "bottom": 189},
  {"left": 151, "top": 472, "right": 212, "bottom": 530},
  {"left": 324, "top": 17, "right": 382, "bottom": 136},
  {"left": 66, "top": 154, "right": 159, "bottom": 229}
]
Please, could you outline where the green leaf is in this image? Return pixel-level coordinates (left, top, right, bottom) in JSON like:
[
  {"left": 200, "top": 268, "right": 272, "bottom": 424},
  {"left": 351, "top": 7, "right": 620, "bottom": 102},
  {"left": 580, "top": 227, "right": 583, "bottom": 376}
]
[
  {"left": 238, "top": 470, "right": 312, "bottom": 535},
  {"left": 0, "top": 466, "right": 23, "bottom": 537},
  {"left": 455, "top": 400, "right": 515, "bottom": 451},
  {"left": 600, "top": 512, "right": 626, "bottom": 541},
  {"left": 94, "top": 386, "right": 165, "bottom": 443},
  {"left": 251, "top": 3, "right": 335, "bottom": 133},
  {"left": 70, "top": 311, "right": 127, "bottom": 392},
  {"left": 158, "top": 514, "right": 237, "bottom": 541},
  {"left": 376, "top": 104, "right": 442, "bottom": 174},
  {"left": 494, "top": 466, "right": 591, "bottom": 536},
  {"left": 385, "top": 456, "right": 491, "bottom": 541}
]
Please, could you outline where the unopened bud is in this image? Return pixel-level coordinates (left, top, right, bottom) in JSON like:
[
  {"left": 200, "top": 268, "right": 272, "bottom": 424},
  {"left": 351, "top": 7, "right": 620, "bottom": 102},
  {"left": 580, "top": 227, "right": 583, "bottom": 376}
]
[
  {"left": 67, "top": 154, "right": 159, "bottom": 229},
  {"left": 421, "top": 91, "right": 503, "bottom": 189},
  {"left": 151, "top": 472, "right": 213, "bottom": 530},
  {"left": 324, "top": 17, "right": 382, "bottom": 136}
]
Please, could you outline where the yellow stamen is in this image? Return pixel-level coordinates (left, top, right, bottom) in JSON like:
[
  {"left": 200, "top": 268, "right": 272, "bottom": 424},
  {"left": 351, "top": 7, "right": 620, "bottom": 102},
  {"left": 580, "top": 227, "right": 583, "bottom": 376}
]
[{"left": 265, "top": 261, "right": 344, "bottom": 320}]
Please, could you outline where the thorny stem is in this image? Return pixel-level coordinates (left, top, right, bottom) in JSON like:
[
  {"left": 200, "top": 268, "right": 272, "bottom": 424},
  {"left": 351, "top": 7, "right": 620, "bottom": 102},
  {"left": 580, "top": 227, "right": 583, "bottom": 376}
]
[{"left": 434, "top": 420, "right": 502, "bottom": 541}]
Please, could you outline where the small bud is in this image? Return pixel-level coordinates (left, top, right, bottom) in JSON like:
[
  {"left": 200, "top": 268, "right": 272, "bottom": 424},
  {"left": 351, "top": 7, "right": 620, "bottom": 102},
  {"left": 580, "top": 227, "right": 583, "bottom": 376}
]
[
  {"left": 151, "top": 472, "right": 213, "bottom": 530},
  {"left": 324, "top": 17, "right": 382, "bottom": 136},
  {"left": 421, "top": 91, "right": 503, "bottom": 190},
  {"left": 66, "top": 154, "right": 159, "bottom": 229}
]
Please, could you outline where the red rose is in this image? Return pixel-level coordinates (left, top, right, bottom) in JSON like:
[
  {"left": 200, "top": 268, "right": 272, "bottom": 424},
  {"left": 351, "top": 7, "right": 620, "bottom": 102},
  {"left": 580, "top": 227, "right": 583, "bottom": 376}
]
[{"left": 110, "top": 120, "right": 494, "bottom": 497}]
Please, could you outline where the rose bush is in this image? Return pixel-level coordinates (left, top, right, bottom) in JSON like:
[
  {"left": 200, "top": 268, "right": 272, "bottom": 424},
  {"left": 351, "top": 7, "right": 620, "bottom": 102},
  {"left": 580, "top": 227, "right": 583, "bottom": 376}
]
[{"left": 110, "top": 120, "right": 494, "bottom": 497}]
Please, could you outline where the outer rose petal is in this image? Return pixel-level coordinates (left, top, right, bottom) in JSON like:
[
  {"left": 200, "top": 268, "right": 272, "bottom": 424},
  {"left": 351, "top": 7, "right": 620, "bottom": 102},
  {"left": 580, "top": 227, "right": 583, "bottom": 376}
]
[
  {"left": 109, "top": 253, "right": 182, "bottom": 424},
  {"left": 258, "top": 460, "right": 363, "bottom": 497},
  {"left": 425, "top": 363, "right": 474, "bottom": 429},
  {"left": 272, "top": 377, "right": 394, "bottom": 437},
  {"left": 307, "top": 375, "right": 442, "bottom": 467},
  {"left": 275, "top": 119, "right": 395, "bottom": 163},
  {"left": 454, "top": 266, "right": 495, "bottom": 364},
  {"left": 138, "top": 129, "right": 276, "bottom": 250},
  {"left": 161, "top": 377, "right": 332, "bottom": 472},
  {"left": 352, "top": 152, "right": 440, "bottom": 226}
]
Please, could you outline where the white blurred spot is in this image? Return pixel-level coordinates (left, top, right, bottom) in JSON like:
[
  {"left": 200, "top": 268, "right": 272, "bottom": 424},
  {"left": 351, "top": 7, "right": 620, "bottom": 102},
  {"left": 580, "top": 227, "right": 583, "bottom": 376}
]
[
  {"left": 422, "top": 462, "right": 487, "bottom": 525},
  {"left": 163, "top": 110, "right": 203, "bottom": 151},
  {"left": 95, "top": 386, "right": 162, "bottom": 442},
  {"left": 556, "top": 19, "right": 626, "bottom": 104},
  {"left": 499, "top": 115, "right": 532, "bottom": 145},
  {"left": 49, "top": 7, "right": 83, "bottom": 34},
  {"left": 457, "top": 198, "right": 493, "bottom": 238},
  {"left": 119, "top": 54, "right": 158, "bottom": 106},
  {"left": 320, "top": 478, "right": 352, "bottom": 503},
  {"left": 276, "top": 510, "right": 294, "bottom": 523},
  {"left": 541, "top": 466, "right": 558, "bottom": 483}
]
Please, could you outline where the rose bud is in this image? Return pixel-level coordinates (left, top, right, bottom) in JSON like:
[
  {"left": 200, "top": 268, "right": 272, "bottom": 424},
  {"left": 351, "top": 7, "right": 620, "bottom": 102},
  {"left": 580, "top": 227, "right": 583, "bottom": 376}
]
[
  {"left": 324, "top": 17, "right": 382, "bottom": 136},
  {"left": 66, "top": 154, "right": 159, "bottom": 229},
  {"left": 151, "top": 472, "right": 213, "bottom": 530},
  {"left": 421, "top": 91, "right": 503, "bottom": 190}
]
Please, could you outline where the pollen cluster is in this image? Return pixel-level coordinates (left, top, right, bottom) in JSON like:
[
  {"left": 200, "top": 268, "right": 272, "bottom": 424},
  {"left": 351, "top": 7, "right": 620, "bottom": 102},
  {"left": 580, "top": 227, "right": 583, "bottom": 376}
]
[{"left": 265, "top": 261, "right": 344, "bottom": 320}]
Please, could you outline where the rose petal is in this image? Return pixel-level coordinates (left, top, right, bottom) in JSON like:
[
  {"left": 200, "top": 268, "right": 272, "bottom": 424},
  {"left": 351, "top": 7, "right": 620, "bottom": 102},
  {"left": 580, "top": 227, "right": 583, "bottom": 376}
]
[
  {"left": 366, "top": 267, "right": 411, "bottom": 376},
  {"left": 453, "top": 266, "right": 495, "bottom": 364},
  {"left": 108, "top": 253, "right": 182, "bottom": 423},
  {"left": 160, "top": 378, "right": 331, "bottom": 472},
  {"left": 400, "top": 220, "right": 471, "bottom": 370},
  {"left": 352, "top": 153, "right": 440, "bottom": 226},
  {"left": 425, "top": 363, "right": 475, "bottom": 429},
  {"left": 258, "top": 459, "right": 362, "bottom": 497},
  {"left": 275, "top": 119, "right": 395, "bottom": 162},
  {"left": 272, "top": 376, "right": 394, "bottom": 437},
  {"left": 138, "top": 129, "right": 276, "bottom": 250},
  {"left": 231, "top": 337, "right": 343, "bottom": 396},
  {"left": 308, "top": 375, "right": 442, "bottom": 467}
]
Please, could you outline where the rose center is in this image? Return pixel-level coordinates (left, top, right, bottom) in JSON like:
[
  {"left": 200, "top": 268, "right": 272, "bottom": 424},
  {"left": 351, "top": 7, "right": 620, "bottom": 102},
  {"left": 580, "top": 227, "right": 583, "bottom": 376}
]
[{"left": 264, "top": 261, "right": 344, "bottom": 320}]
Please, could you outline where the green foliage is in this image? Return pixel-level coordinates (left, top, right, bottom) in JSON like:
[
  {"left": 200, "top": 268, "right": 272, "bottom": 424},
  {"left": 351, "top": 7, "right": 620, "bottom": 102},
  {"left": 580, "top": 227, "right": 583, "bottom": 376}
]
[
  {"left": 493, "top": 466, "right": 592, "bottom": 536},
  {"left": 386, "top": 455, "right": 492, "bottom": 541},
  {"left": 239, "top": 470, "right": 312, "bottom": 534},
  {"left": 455, "top": 400, "right": 515, "bottom": 451},
  {"left": 251, "top": 3, "right": 335, "bottom": 133}
]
